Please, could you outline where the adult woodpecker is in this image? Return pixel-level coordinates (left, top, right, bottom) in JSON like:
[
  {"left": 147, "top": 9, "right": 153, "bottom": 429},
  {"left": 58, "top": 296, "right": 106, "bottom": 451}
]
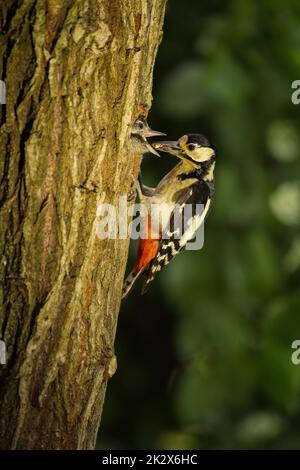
[{"left": 122, "top": 133, "right": 216, "bottom": 298}]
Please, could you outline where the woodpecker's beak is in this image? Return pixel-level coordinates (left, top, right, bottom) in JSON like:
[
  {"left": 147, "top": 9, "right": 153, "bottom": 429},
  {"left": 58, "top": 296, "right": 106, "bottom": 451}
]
[
  {"left": 153, "top": 140, "right": 183, "bottom": 158},
  {"left": 145, "top": 140, "right": 161, "bottom": 157},
  {"left": 144, "top": 128, "right": 166, "bottom": 138}
]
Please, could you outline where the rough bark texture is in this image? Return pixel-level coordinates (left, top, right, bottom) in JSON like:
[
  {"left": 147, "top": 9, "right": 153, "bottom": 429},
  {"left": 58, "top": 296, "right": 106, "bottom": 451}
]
[{"left": 0, "top": 0, "right": 166, "bottom": 449}]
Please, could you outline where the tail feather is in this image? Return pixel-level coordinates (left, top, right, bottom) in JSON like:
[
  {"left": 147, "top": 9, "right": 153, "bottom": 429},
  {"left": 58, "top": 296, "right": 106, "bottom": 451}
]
[{"left": 122, "top": 270, "right": 142, "bottom": 300}]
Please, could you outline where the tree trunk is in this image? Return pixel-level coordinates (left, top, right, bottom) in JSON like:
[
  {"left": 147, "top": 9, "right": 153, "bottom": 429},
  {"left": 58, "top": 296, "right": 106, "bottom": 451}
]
[{"left": 0, "top": 0, "right": 166, "bottom": 450}]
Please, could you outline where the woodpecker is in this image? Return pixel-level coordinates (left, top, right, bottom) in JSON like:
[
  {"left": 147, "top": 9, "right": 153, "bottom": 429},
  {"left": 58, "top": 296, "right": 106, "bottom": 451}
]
[
  {"left": 130, "top": 116, "right": 165, "bottom": 178},
  {"left": 122, "top": 133, "right": 216, "bottom": 298}
]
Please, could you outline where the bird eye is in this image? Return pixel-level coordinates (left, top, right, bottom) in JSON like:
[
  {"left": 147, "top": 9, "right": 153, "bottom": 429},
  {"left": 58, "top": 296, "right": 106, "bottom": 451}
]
[
  {"left": 187, "top": 143, "right": 196, "bottom": 151},
  {"left": 137, "top": 121, "right": 144, "bottom": 129}
]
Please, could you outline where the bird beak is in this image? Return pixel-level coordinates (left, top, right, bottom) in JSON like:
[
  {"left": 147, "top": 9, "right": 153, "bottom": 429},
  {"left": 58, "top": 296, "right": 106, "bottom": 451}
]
[
  {"left": 152, "top": 140, "right": 183, "bottom": 158},
  {"left": 145, "top": 140, "right": 161, "bottom": 157},
  {"left": 144, "top": 128, "right": 166, "bottom": 138}
]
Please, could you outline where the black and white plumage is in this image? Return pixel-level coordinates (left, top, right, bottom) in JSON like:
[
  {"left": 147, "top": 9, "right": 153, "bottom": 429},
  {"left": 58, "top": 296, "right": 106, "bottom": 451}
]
[
  {"left": 142, "top": 162, "right": 214, "bottom": 293},
  {"left": 123, "top": 133, "right": 216, "bottom": 298}
]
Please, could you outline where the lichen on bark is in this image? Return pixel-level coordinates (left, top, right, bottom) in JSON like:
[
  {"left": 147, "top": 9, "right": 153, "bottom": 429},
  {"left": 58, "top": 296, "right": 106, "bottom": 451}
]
[{"left": 0, "top": 0, "right": 166, "bottom": 449}]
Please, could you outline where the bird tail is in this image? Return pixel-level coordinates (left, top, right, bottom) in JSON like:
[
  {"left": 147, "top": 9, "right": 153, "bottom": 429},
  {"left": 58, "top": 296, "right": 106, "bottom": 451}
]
[{"left": 122, "top": 269, "right": 142, "bottom": 300}]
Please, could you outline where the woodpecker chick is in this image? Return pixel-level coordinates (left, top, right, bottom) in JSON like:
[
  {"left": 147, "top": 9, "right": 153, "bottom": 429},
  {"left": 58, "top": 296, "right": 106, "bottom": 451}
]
[
  {"left": 131, "top": 116, "right": 165, "bottom": 157},
  {"left": 129, "top": 117, "right": 165, "bottom": 201},
  {"left": 122, "top": 133, "right": 216, "bottom": 298}
]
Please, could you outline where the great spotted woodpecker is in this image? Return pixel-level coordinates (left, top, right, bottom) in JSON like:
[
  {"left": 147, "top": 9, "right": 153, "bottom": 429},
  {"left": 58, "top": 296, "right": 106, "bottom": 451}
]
[
  {"left": 130, "top": 117, "right": 166, "bottom": 178},
  {"left": 122, "top": 133, "right": 216, "bottom": 298}
]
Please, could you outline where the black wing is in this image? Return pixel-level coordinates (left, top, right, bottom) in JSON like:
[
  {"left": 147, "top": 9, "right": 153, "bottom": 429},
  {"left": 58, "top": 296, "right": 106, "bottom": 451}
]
[{"left": 142, "top": 180, "right": 213, "bottom": 293}]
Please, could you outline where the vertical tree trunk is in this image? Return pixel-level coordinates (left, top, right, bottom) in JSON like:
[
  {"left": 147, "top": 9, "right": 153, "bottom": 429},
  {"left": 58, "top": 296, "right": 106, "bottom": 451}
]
[{"left": 0, "top": 0, "right": 166, "bottom": 450}]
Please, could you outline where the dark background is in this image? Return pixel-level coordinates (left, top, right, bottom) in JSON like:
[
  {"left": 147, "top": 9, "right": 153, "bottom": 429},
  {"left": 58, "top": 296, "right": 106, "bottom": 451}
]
[{"left": 99, "top": 0, "right": 300, "bottom": 449}]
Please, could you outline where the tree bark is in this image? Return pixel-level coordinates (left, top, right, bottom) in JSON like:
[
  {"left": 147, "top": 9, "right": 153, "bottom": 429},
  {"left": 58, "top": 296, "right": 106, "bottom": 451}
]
[{"left": 0, "top": 0, "right": 166, "bottom": 450}]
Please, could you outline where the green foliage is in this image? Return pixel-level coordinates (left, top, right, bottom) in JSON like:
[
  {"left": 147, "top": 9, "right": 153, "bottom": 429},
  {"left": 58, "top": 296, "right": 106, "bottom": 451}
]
[{"left": 100, "top": 0, "right": 300, "bottom": 449}]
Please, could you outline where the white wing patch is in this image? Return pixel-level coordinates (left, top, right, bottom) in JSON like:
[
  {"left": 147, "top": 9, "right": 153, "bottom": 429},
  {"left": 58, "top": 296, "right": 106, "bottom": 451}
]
[
  {"left": 142, "top": 180, "right": 213, "bottom": 293},
  {"left": 179, "top": 198, "right": 211, "bottom": 247}
]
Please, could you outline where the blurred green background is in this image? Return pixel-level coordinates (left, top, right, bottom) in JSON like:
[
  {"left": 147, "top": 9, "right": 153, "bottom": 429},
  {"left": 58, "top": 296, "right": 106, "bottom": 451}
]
[{"left": 100, "top": 0, "right": 300, "bottom": 449}]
